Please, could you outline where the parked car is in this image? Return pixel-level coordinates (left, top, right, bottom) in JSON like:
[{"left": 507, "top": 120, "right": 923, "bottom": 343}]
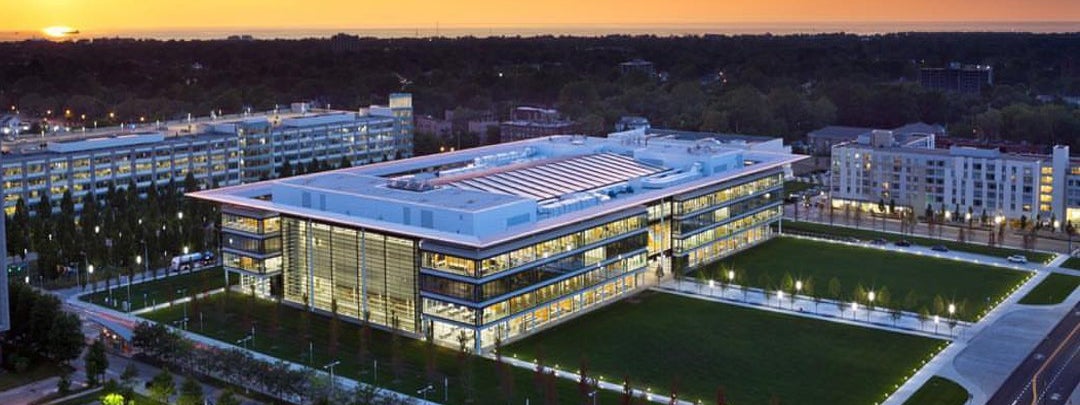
[
  {"left": 870, "top": 238, "right": 888, "bottom": 245},
  {"left": 931, "top": 245, "right": 949, "bottom": 252},
  {"left": 1007, "top": 255, "right": 1028, "bottom": 264},
  {"left": 894, "top": 240, "right": 912, "bottom": 247}
]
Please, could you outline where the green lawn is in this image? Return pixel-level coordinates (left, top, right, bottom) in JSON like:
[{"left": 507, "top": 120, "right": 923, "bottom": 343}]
[
  {"left": 783, "top": 220, "right": 1055, "bottom": 263},
  {"left": 1019, "top": 273, "right": 1080, "bottom": 305},
  {"left": 902, "top": 376, "right": 969, "bottom": 405},
  {"left": 141, "top": 293, "right": 619, "bottom": 405},
  {"left": 507, "top": 292, "right": 943, "bottom": 405},
  {"left": 702, "top": 238, "right": 1028, "bottom": 321},
  {"left": 80, "top": 268, "right": 232, "bottom": 311},
  {"left": 1062, "top": 257, "right": 1080, "bottom": 271}
]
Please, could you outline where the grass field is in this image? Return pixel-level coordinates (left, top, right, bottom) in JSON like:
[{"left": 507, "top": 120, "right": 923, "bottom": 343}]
[
  {"left": 80, "top": 268, "right": 232, "bottom": 311},
  {"left": 1062, "top": 257, "right": 1080, "bottom": 271},
  {"left": 507, "top": 292, "right": 943, "bottom": 405},
  {"left": 141, "top": 292, "right": 619, "bottom": 405},
  {"left": 1019, "top": 273, "right": 1080, "bottom": 305},
  {"left": 783, "top": 220, "right": 1055, "bottom": 263},
  {"left": 702, "top": 238, "right": 1028, "bottom": 321},
  {"left": 902, "top": 376, "right": 969, "bottom": 405}
]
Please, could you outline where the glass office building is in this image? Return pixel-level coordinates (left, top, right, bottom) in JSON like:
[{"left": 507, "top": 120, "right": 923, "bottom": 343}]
[
  {"left": 193, "top": 129, "right": 805, "bottom": 352},
  {"left": 1, "top": 94, "right": 412, "bottom": 216}
]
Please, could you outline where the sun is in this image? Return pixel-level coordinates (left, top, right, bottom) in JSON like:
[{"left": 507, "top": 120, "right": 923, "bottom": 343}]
[{"left": 42, "top": 26, "right": 79, "bottom": 38}]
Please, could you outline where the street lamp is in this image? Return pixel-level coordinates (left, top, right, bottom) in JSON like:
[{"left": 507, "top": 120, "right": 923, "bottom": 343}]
[
  {"left": 727, "top": 270, "right": 735, "bottom": 282},
  {"left": 947, "top": 303, "right": 955, "bottom": 317},
  {"left": 87, "top": 264, "right": 95, "bottom": 290},
  {"left": 867, "top": 291, "right": 875, "bottom": 321},
  {"left": 776, "top": 290, "right": 784, "bottom": 307},
  {"left": 850, "top": 302, "right": 858, "bottom": 320},
  {"left": 933, "top": 315, "right": 940, "bottom": 334},
  {"left": 324, "top": 360, "right": 341, "bottom": 398},
  {"left": 795, "top": 280, "right": 803, "bottom": 294}
]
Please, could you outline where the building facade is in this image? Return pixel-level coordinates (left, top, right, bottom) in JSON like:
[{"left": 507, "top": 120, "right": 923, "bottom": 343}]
[
  {"left": 830, "top": 130, "right": 1077, "bottom": 225},
  {"left": 499, "top": 107, "right": 576, "bottom": 142},
  {"left": 919, "top": 63, "right": 993, "bottom": 93},
  {"left": 193, "top": 129, "right": 804, "bottom": 352},
  {"left": 1, "top": 95, "right": 413, "bottom": 215}
]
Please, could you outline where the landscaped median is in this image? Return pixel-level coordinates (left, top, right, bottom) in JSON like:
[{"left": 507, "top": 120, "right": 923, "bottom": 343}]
[
  {"left": 506, "top": 291, "right": 945, "bottom": 405},
  {"left": 782, "top": 220, "right": 1055, "bottom": 263},
  {"left": 1018, "top": 273, "right": 1080, "bottom": 305},
  {"left": 700, "top": 237, "right": 1030, "bottom": 322},
  {"left": 901, "top": 376, "right": 969, "bottom": 405},
  {"left": 79, "top": 268, "right": 233, "bottom": 312}
]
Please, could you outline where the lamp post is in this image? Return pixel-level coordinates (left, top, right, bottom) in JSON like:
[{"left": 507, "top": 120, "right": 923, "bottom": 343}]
[
  {"left": 850, "top": 302, "right": 857, "bottom": 320},
  {"left": 795, "top": 280, "right": 803, "bottom": 310},
  {"left": 324, "top": 360, "right": 341, "bottom": 398},
  {"left": 418, "top": 384, "right": 435, "bottom": 401},
  {"left": 237, "top": 335, "right": 253, "bottom": 350},
  {"left": 776, "top": 290, "right": 784, "bottom": 308},
  {"left": 948, "top": 303, "right": 957, "bottom": 336},
  {"left": 87, "top": 264, "right": 95, "bottom": 292},
  {"left": 933, "top": 315, "right": 940, "bottom": 334},
  {"left": 177, "top": 288, "right": 188, "bottom": 328},
  {"left": 867, "top": 291, "right": 876, "bottom": 321}
]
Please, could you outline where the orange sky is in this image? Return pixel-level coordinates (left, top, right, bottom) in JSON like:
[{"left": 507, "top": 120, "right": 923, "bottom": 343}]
[{"left": 3, "top": 0, "right": 1079, "bottom": 32}]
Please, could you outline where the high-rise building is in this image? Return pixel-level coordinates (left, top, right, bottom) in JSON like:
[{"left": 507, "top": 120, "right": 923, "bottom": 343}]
[
  {"left": 0, "top": 95, "right": 413, "bottom": 216},
  {"left": 191, "top": 128, "right": 805, "bottom": 352}
]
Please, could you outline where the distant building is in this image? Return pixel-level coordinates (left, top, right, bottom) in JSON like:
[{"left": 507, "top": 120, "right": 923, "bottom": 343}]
[
  {"left": 1, "top": 94, "right": 414, "bottom": 216},
  {"left": 500, "top": 107, "right": 576, "bottom": 141},
  {"left": 0, "top": 115, "right": 20, "bottom": 136},
  {"left": 919, "top": 63, "right": 993, "bottom": 93},
  {"left": 615, "top": 116, "right": 651, "bottom": 132},
  {"left": 620, "top": 59, "right": 656, "bottom": 76},
  {"left": 416, "top": 114, "right": 453, "bottom": 138},
  {"left": 807, "top": 123, "right": 943, "bottom": 156}
]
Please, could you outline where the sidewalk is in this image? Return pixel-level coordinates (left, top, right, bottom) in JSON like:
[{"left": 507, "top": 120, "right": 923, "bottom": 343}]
[{"left": 655, "top": 279, "right": 965, "bottom": 339}]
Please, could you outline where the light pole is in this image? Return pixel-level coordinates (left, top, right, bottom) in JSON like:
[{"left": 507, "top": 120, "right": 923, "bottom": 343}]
[
  {"left": 948, "top": 303, "right": 957, "bottom": 337},
  {"left": 87, "top": 264, "right": 95, "bottom": 292},
  {"left": 850, "top": 302, "right": 857, "bottom": 320},
  {"left": 867, "top": 291, "right": 876, "bottom": 322},
  {"left": 323, "top": 360, "right": 341, "bottom": 398},
  {"left": 776, "top": 290, "right": 784, "bottom": 308},
  {"left": 795, "top": 280, "right": 803, "bottom": 310},
  {"left": 933, "top": 315, "right": 940, "bottom": 334},
  {"left": 237, "top": 335, "right": 253, "bottom": 350},
  {"left": 418, "top": 384, "right": 434, "bottom": 401},
  {"left": 177, "top": 288, "right": 188, "bottom": 328}
]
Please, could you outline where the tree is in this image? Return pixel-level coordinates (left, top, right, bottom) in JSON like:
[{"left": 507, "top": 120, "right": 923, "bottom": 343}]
[
  {"left": 932, "top": 295, "right": 946, "bottom": 317},
  {"left": 829, "top": 277, "right": 845, "bottom": 314},
  {"left": 99, "top": 393, "right": 127, "bottom": 405},
  {"left": 217, "top": 390, "right": 241, "bottom": 405},
  {"left": 57, "top": 372, "right": 72, "bottom": 396},
  {"left": 149, "top": 370, "right": 176, "bottom": 404},
  {"left": 120, "top": 363, "right": 138, "bottom": 392},
  {"left": 86, "top": 338, "right": 109, "bottom": 386},
  {"left": 177, "top": 375, "right": 204, "bottom": 405},
  {"left": 47, "top": 311, "right": 85, "bottom": 364}
]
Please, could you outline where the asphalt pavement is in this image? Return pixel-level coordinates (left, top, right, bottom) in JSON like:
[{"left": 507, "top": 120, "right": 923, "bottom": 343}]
[{"left": 987, "top": 301, "right": 1080, "bottom": 405}]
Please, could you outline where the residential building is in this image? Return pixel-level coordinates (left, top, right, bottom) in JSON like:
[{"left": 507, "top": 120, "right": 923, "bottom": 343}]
[
  {"left": 0, "top": 94, "right": 414, "bottom": 215},
  {"left": 191, "top": 128, "right": 805, "bottom": 352},
  {"left": 615, "top": 116, "right": 651, "bottom": 132},
  {"left": 830, "top": 129, "right": 1078, "bottom": 225},
  {"left": 499, "top": 107, "right": 576, "bottom": 141},
  {"left": 416, "top": 114, "right": 453, "bottom": 138},
  {"left": 619, "top": 59, "right": 656, "bottom": 76},
  {"left": 807, "top": 122, "right": 943, "bottom": 156},
  {"left": 919, "top": 63, "right": 993, "bottom": 93}
]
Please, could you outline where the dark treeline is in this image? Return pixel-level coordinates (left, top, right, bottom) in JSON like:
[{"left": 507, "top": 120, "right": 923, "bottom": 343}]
[{"left": 1, "top": 33, "right": 1079, "bottom": 146}]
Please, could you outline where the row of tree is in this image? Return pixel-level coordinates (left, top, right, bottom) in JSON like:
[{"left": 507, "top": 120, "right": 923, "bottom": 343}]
[{"left": 4, "top": 172, "right": 217, "bottom": 286}]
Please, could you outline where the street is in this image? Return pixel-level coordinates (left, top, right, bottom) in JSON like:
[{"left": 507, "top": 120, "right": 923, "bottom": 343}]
[{"left": 987, "top": 301, "right": 1080, "bottom": 405}]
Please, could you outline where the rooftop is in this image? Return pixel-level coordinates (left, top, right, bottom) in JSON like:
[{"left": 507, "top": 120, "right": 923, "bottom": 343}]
[{"left": 192, "top": 129, "right": 805, "bottom": 247}]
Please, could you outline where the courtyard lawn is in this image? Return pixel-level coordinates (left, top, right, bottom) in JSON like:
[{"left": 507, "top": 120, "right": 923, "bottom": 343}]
[
  {"left": 783, "top": 220, "right": 1055, "bottom": 263},
  {"left": 140, "top": 292, "right": 619, "bottom": 405},
  {"left": 1062, "top": 257, "right": 1080, "bottom": 271},
  {"left": 704, "top": 238, "right": 1028, "bottom": 322},
  {"left": 1019, "top": 273, "right": 1080, "bottom": 305},
  {"left": 902, "top": 376, "right": 969, "bottom": 405},
  {"left": 507, "top": 292, "right": 943, "bottom": 405},
  {"left": 80, "top": 268, "right": 232, "bottom": 312}
]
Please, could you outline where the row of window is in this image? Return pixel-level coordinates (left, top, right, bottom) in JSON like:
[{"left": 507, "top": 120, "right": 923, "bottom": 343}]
[
  {"left": 674, "top": 174, "right": 782, "bottom": 216},
  {"left": 421, "top": 213, "right": 646, "bottom": 277},
  {"left": 675, "top": 191, "right": 781, "bottom": 235},
  {"left": 675, "top": 207, "right": 782, "bottom": 253}
]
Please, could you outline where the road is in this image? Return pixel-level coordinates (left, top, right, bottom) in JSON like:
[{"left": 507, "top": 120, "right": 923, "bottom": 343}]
[{"left": 987, "top": 301, "right": 1080, "bottom": 405}]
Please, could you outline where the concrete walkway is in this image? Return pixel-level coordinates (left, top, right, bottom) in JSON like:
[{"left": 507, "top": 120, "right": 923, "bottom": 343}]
[
  {"left": 656, "top": 279, "right": 965, "bottom": 339},
  {"left": 883, "top": 270, "right": 1080, "bottom": 405}
]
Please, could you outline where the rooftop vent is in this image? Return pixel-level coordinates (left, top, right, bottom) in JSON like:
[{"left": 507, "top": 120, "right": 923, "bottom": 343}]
[{"left": 387, "top": 178, "right": 435, "bottom": 192}]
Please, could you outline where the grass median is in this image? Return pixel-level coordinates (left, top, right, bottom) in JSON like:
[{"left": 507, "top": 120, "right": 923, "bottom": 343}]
[
  {"left": 80, "top": 268, "right": 232, "bottom": 312},
  {"left": 1019, "top": 273, "right": 1080, "bottom": 305}
]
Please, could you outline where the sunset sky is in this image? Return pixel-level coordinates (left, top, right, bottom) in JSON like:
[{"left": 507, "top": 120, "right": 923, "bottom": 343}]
[{"left": 3, "top": 0, "right": 1079, "bottom": 32}]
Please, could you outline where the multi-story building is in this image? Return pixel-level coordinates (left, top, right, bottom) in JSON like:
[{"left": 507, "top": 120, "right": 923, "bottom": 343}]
[
  {"left": 191, "top": 128, "right": 804, "bottom": 352},
  {"left": 500, "top": 107, "right": 576, "bottom": 142},
  {"left": 0, "top": 94, "right": 413, "bottom": 215},
  {"left": 830, "top": 129, "right": 1079, "bottom": 225},
  {"left": 807, "top": 123, "right": 943, "bottom": 156},
  {"left": 919, "top": 63, "right": 993, "bottom": 93}
]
